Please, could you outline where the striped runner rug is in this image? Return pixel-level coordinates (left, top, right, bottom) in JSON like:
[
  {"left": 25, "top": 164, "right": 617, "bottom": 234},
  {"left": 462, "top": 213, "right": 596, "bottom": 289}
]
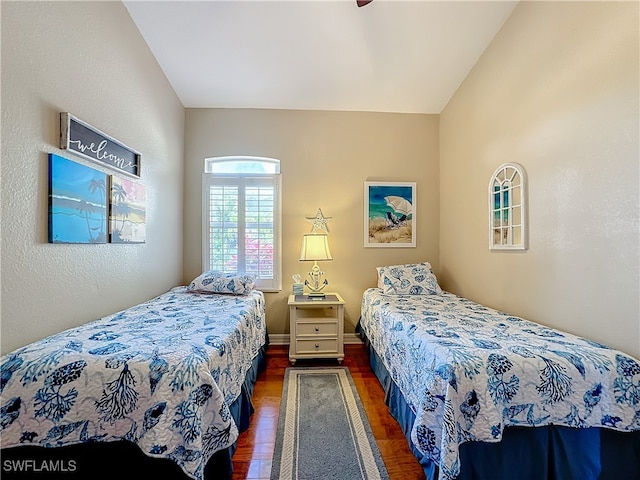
[{"left": 270, "top": 367, "right": 390, "bottom": 480}]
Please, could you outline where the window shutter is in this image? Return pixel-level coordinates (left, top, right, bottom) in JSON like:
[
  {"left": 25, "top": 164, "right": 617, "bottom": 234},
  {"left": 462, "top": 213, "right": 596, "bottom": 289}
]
[
  {"left": 207, "top": 184, "right": 239, "bottom": 272},
  {"left": 202, "top": 171, "right": 281, "bottom": 291},
  {"left": 245, "top": 182, "right": 275, "bottom": 280}
]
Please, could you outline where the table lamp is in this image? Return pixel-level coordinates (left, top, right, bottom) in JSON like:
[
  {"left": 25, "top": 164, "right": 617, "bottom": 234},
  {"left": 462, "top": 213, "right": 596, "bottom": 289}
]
[{"left": 299, "top": 233, "right": 332, "bottom": 297}]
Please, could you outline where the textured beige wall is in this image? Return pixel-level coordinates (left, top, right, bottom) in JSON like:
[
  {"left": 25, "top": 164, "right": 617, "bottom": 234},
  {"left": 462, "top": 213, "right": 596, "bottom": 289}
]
[
  {"left": 184, "top": 109, "right": 439, "bottom": 336},
  {"left": 0, "top": 2, "right": 185, "bottom": 354},
  {"left": 439, "top": 1, "right": 639, "bottom": 357}
]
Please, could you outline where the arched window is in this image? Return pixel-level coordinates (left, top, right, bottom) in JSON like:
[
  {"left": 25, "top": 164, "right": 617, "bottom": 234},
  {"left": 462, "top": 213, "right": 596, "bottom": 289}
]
[
  {"left": 203, "top": 156, "right": 281, "bottom": 291},
  {"left": 205, "top": 156, "right": 280, "bottom": 174},
  {"left": 488, "top": 163, "right": 527, "bottom": 250}
]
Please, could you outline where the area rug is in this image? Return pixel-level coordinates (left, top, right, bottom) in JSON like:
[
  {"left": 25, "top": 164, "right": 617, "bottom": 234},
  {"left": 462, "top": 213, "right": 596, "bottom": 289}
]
[{"left": 270, "top": 367, "right": 390, "bottom": 480}]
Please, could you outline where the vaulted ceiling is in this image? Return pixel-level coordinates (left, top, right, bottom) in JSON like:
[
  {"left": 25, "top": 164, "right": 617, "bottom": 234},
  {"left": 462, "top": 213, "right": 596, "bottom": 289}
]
[{"left": 124, "top": 1, "right": 518, "bottom": 114}]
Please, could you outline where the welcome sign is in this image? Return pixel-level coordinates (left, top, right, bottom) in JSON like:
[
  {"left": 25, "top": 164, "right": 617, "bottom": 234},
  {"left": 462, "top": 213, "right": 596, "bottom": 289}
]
[{"left": 60, "top": 112, "right": 141, "bottom": 177}]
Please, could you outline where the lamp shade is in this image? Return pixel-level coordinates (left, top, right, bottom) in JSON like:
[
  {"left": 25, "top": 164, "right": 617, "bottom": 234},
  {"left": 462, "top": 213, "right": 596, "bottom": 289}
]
[{"left": 299, "top": 234, "right": 333, "bottom": 262}]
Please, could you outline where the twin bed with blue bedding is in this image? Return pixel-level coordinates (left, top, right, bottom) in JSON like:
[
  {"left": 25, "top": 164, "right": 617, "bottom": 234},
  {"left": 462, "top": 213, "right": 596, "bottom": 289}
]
[
  {"left": 1, "top": 275, "right": 267, "bottom": 480},
  {"left": 358, "top": 262, "right": 640, "bottom": 480}
]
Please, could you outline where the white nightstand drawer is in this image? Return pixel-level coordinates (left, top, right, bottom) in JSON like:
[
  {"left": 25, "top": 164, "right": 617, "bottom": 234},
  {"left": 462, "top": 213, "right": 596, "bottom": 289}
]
[
  {"left": 296, "top": 321, "right": 338, "bottom": 336},
  {"left": 296, "top": 338, "right": 339, "bottom": 354}
]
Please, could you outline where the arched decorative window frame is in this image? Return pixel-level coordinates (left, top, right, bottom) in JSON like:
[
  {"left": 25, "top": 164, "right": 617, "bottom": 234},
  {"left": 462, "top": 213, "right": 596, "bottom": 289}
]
[{"left": 488, "top": 162, "right": 528, "bottom": 251}]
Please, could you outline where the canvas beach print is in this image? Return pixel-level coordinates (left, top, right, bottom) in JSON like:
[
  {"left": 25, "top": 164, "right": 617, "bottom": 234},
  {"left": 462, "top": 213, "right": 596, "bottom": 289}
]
[
  {"left": 109, "top": 175, "right": 146, "bottom": 243},
  {"left": 364, "top": 181, "right": 416, "bottom": 247},
  {"left": 48, "top": 154, "right": 108, "bottom": 243}
]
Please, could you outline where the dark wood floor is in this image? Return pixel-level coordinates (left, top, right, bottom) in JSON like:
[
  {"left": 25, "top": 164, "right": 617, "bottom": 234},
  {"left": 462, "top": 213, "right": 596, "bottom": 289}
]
[{"left": 231, "top": 343, "right": 426, "bottom": 480}]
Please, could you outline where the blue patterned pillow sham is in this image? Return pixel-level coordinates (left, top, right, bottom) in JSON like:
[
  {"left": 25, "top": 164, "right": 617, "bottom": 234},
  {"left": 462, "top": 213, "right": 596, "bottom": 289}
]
[
  {"left": 188, "top": 270, "right": 255, "bottom": 295},
  {"left": 376, "top": 262, "right": 443, "bottom": 295}
]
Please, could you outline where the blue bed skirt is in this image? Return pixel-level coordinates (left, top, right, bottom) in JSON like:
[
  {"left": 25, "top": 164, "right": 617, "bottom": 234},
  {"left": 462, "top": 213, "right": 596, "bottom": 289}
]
[
  {"left": 0, "top": 341, "right": 268, "bottom": 480},
  {"left": 361, "top": 334, "right": 640, "bottom": 480}
]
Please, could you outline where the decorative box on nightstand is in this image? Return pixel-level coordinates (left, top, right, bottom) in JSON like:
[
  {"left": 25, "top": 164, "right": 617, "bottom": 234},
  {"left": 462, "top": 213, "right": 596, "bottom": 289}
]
[{"left": 288, "top": 293, "right": 345, "bottom": 364}]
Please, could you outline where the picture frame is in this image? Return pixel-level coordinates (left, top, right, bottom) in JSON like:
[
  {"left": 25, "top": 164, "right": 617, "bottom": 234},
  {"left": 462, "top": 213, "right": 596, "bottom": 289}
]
[
  {"left": 109, "top": 175, "right": 147, "bottom": 244},
  {"left": 48, "top": 153, "right": 108, "bottom": 244},
  {"left": 60, "top": 112, "right": 141, "bottom": 178},
  {"left": 364, "top": 181, "right": 416, "bottom": 248}
]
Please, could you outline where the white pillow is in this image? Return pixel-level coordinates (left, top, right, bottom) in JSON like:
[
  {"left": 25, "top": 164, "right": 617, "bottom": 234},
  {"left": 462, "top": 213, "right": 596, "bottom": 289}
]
[
  {"left": 187, "top": 271, "right": 255, "bottom": 295},
  {"left": 376, "top": 262, "right": 442, "bottom": 295}
]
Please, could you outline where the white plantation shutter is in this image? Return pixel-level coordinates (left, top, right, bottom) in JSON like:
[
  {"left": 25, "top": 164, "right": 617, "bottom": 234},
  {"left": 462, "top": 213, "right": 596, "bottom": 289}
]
[
  {"left": 207, "top": 183, "right": 239, "bottom": 273},
  {"left": 245, "top": 182, "right": 275, "bottom": 279},
  {"left": 203, "top": 157, "right": 281, "bottom": 291}
]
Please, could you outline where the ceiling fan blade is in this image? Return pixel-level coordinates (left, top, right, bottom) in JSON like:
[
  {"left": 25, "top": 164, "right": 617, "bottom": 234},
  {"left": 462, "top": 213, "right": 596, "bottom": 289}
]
[{"left": 357, "top": 0, "right": 373, "bottom": 7}]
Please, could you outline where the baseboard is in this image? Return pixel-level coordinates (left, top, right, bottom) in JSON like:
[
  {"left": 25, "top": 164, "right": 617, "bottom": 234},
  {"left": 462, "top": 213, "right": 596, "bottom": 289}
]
[{"left": 268, "top": 333, "right": 363, "bottom": 345}]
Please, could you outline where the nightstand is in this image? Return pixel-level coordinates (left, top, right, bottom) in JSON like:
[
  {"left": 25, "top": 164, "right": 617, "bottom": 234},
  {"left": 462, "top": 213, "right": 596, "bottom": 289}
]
[{"left": 288, "top": 293, "right": 345, "bottom": 364}]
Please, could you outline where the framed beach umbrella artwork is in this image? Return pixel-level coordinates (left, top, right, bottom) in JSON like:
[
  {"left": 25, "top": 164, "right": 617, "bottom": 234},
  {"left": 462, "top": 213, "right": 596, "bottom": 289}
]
[
  {"left": 109, "top": 175, "right": 146, "bottom": 243},
  {"left": 364, "top": 181, "right": 416, "bottom": 247},
  {"left": 48, "top": 153, "right": 108, "bottom": 243}
]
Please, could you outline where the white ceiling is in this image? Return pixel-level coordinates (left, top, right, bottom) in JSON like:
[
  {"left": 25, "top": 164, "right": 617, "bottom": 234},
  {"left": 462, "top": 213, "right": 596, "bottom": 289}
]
[{"left": 124, "top": 0, "right": 518, "bottom": 114}]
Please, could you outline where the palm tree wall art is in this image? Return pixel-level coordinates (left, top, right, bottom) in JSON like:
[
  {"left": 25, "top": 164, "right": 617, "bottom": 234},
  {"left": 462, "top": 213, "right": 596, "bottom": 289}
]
[
  {"left": 109, "top": 175, "right": 146, "bottom": 243},
  {"left": 48, "top": 154, "right": 108, "bottom": 243}
]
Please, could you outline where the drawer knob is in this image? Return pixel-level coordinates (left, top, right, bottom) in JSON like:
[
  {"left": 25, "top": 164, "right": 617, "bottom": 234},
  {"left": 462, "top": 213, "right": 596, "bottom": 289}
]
[
  {"left": 315, "top": 343, "right": 320, "bottom": 349},
  {"left": 314, "top": 326, "right": 320, "bottom": 332}
]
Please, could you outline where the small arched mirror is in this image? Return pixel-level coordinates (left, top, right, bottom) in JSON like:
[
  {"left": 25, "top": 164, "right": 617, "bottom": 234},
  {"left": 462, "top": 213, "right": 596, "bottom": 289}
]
[{"left": 489, "top": 163, "right": 527, "bottom": 250}]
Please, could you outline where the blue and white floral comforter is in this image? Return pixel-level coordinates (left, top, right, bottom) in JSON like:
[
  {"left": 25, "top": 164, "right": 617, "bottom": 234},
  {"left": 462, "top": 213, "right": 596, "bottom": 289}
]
[
  {"left": 359, "top": 288, "right": 640, "bottom": 480},
  {"left": 0, "top": 287, "right": 267, "bottom": 480}
]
